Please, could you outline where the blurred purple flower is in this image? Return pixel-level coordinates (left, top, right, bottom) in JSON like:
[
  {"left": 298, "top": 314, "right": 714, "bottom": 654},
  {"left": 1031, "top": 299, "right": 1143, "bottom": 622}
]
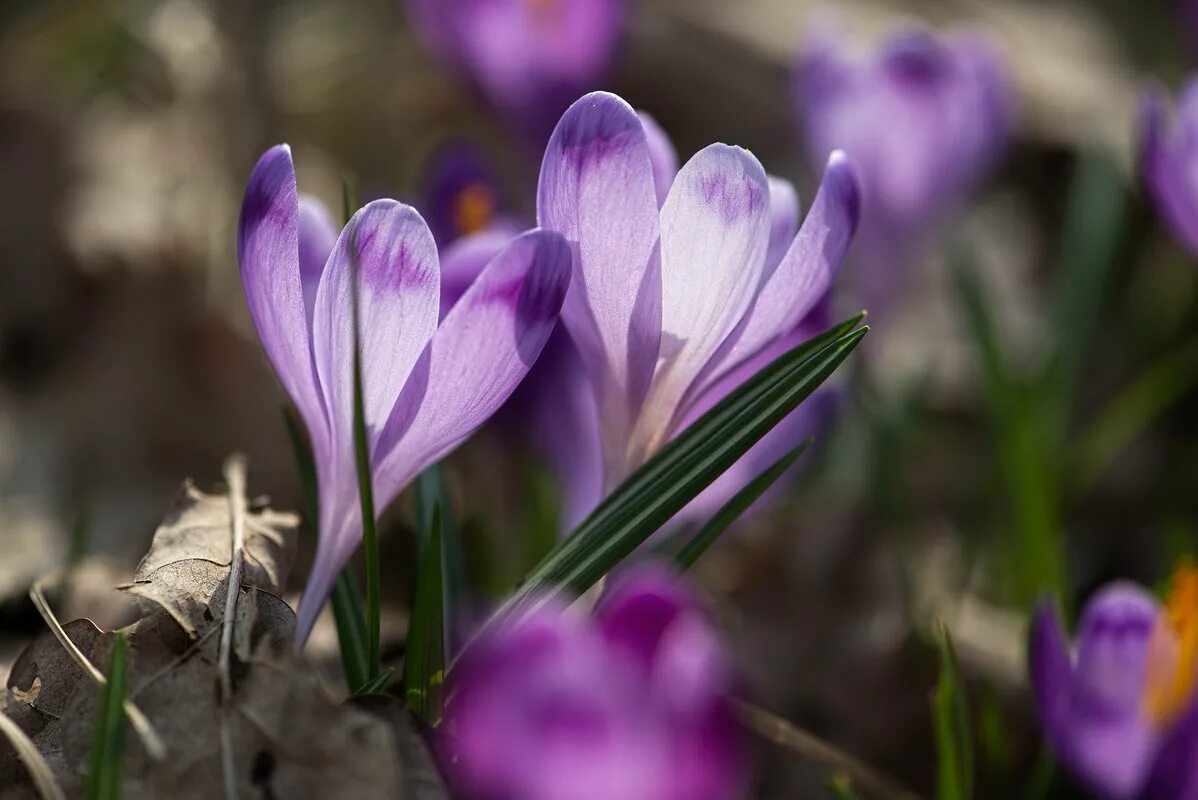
[
  {"left": 442, "top": 563, "right": 745, "bottom": 800},
  {"left": 793, "top": 26, "right": 1011, "bottom": 305},
  {"left": 1030, "top": 566, "right": 1198, "bottom": 798},
  {"left": 420, "top": 143, "right": 526, "bottom": 247},
  {"left": 407, "top": 0, "right": 626, "bottom": 141},
  {"left": 534, "top": 92, "right": 859, "bottom": 524},
  {"left": 237, "top": 145, "right": 571, "bottom": 642},
  {"left": 1140, "top": 81, "right": 1198, "bottom": 256}
]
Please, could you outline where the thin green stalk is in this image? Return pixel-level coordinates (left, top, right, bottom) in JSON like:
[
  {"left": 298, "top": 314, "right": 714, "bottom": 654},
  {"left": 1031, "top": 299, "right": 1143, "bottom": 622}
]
[
  {"left": 85, "top": 633, "right": 127, "bottom": 800},
  {"left": 345, "top": 178, "right": 382, "bottom": 680}
]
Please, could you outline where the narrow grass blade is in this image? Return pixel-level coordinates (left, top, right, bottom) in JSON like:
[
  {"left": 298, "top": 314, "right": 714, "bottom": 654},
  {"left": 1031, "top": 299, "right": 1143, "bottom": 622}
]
[
  {"left": 403, "top": 505, "right": 446, "bottom": 724},
  {"left": 674, "top": 440, "right": 810, "bottom": 571},
  {"left": 85, "top": 633, "right": 128, "bottom": 800},
  {"left": 352, "top": 666, "right": 396, "bottom": 698},
  {"left": 932, "top": 627, "right": 973, "bottom": 800},
  {"left": 347, "top": 212, "right": 382, "bottom": 681},
  {"left": 416, "top": 464, "right": 465, "bottom": 655},
  {"left": 497, "top": 316, "right": 867, "bottom": 620},
  {"left": 284, "top": 406, "right": 371, "bottom": 692}
]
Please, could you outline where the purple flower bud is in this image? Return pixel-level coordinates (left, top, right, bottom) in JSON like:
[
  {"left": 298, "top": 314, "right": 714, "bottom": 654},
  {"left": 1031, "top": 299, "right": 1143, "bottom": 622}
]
[
  {"left": 793, "top": 26, "right": 1012, "bottom": 297},
  {"left": 1029, "top": 567, "right": 1198, "bottom": 798},
  {"left": 1140, "top": 81, "right": 1198, "bottom": 256},
  {"left": 407, "top": 0, "right": 626, "bottom": 141},
  {"left": 441, "top": 564, "right": 745, "bottom": 800}
]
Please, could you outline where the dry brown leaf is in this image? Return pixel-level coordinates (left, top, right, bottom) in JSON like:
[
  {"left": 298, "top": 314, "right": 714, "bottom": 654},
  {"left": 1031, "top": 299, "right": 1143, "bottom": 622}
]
[{"left": 119, "top": 480, "right": 298, "bottom": 637}]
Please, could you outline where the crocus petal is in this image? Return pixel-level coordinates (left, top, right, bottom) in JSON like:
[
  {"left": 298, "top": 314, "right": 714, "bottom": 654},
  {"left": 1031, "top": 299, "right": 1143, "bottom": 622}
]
[
  {"left": 1032, "top": 585, "right": 1163, "bottom": 799},
  {"left": 373, "top": 228, "right": 571, "bottom": 506},
  {"left": 633, "top": 143, "right": 770, "bottom": 455},
  {"left": 1140, "top": 81, "right": 1198, "bottom": 256},
  {"left": 311, "top": 200, "right": 440, "bottom": 461},
  {"left": 537, "top": 91, "right": 663, "bottom": 470},
  {"left": 298, "top": 195, "right": 338, "bottom": 329},
  {"left": 692, "top": 151, "right": 859, "bottom": 398},
  {"left": 639, "top": 110, "right": 679, "bottom": 206},
  {"left": 438, "top": 225, "right": 522, "bottom": 316},
  {"left": 237, "top": 145, "right": 328, "bottom": 454},
  {"left": 764, "top": 176, "right": 800, "bottom": 274},
  {"left": 598, "top": 565, "right": 692, "bottom": 671}
]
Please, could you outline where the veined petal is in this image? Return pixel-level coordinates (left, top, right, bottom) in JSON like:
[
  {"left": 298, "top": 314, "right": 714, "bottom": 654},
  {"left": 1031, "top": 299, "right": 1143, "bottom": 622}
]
[
  {"left": 633, "top": 143, "right": 770, "bottom": 457},
  {"left": 692, "top": 151, "right": 858, "bottom": 397},
  {"left": 638, "top": 110, "right": 679, "bottom": 206},
  {"left": 537, "top": 92, "right": 663, "bottom": 475},
  {"left": 439, "top": 225, "right": 522, "bottom": 317},
  {"left": 311, "top": 199, "right": 440, "bottom": 463},
  {"left": 298, "top": 195, "right": 338, "bottom": 329},
  {"left": 373, "top": 228, "right": 571, "bottom": 507},
  {"left": 237, "top": 145, "right": 328, "bottom": 453}
]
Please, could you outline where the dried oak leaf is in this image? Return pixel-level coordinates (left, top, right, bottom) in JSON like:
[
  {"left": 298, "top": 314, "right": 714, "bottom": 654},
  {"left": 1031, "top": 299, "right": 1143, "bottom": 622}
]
[{"left": 119, "top": 480, "right": 298, "bottom": 637}]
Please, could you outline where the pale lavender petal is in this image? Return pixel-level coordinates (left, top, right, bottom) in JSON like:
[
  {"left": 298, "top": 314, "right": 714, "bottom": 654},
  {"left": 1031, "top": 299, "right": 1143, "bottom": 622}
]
[
  {"left": 311, "top": 200, "right": 440, "bottom": 460},
  {"left": 298, "top": 195, "right": 338, "bottom": 329},
  {"left": 764, "top": 175, "right": 800, "bottom": 274},
  {"left": 373, "top": 228, "right": 571, "bottom": 507},
  {"left": 537, "top": 91, "right": 663, "bottom": 473},
  {"left": 237, "top": 145, "right": 328, "bottom": 454},
  {"left": 633, "top": 143, "right": 770, "bottom": 457},
  {"left": 639, "top": 110, "right": 679, "bottom": 206},
  {"left": 692, "top": 151, "right": 858, "bottom": 397}
]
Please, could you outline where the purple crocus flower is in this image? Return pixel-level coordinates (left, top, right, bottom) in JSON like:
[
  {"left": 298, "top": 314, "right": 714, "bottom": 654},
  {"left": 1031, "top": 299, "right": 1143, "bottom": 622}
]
[
  {"left": 793, "top": 26, "right": 1011, "bottom": 308},
  {"left": 237, "top": 145, "right": 571, "bottom": 641},
  {"left": 442, "top": 563, "right": 744, "bottom": 800},
  {"left": 407, "top": 0, "right": 625, "bottom": 141},
  {"left": 1029, "top": 566, "right": 1198, "bottom": 798},
  {"left": 534, "top": 92, "right": 859, "bottom": 521},
  {"left": 1140, "top": 81, "right": 1198, "bottom": 256}
]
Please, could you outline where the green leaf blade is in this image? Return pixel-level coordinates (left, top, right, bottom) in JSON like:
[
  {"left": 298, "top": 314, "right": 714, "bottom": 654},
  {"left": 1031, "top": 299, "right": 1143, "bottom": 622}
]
[
  {"left": 403, "top": 505, "right": 446, "bottom": 724},
  {"left": 86, "top": 632, "right": 128, "bottom": 800}
]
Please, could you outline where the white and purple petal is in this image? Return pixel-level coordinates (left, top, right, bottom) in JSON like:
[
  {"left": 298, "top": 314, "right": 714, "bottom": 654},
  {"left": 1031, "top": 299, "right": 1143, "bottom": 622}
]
[{"left": 373, "top": 228, "right": 571, "bottom": 506}]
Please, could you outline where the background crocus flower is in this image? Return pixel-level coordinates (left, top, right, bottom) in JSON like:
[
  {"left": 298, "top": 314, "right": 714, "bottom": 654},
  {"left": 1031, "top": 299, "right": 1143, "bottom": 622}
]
[
  {"left": 237, "top": 145, "right": 571, "bottom": 641},
  {"left": 535, "top": 92, "right": 859, "bottom": 522},
  {"left": 419, "top": 143, "right": 524, "bottom": 247},
  {"left": 406, "top": 0, "right": 626, "bottom": 142},
  {"left": 793, "top": 26, "right": 1011, "bottom": 310},
  {"left": 1140, "top": 81, "right": 1198, "bottom": 257},
  {"left": 442, "top": 563, "right": 744, "bottom": 800},
  {"left": 1029, "top": 565, "right": 1198, "bottom": 798}
]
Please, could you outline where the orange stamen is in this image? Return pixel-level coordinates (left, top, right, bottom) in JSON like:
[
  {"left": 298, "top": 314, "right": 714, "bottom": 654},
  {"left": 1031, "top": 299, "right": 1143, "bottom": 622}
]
[
  {"left": 452, "top": 183, "right": 496, "bottom": 237},
  {"left": 1143, "top": 560, "right": 1198, "bottom": 726}
]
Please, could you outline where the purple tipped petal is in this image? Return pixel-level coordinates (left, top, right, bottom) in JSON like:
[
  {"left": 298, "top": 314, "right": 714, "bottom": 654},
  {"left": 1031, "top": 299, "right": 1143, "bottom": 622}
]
[
  {"left": 538, "top": 91, "right": 663, "bottom": 470},
  {"left": 597, "top": 565, "right": 694, "bottom": 671},
  {"left": 297, "top": 196, "right": 338, "bottom": 328},
  {"left": 639, "top": 110, "right": 679, "bottom": 206},
  {"left": 438, "top": 225, "right": 523, "bottom": 316},
  {"left": 237, "top": 145, "right": 328, "bottom": 455},
  {"left": 311, "top": 200, "right": 440, "bottom": 462},
  {"left": 1030, "top": 586, "right": 1163, "bottom": 799},
  {"left": 373, "top": 228, "right": 571, "bottom": 506},
  {"left": 695, "top": 151, "right": 858, "bottom": 395},
  {"left": 635, "top": 144, "right": 771, "bottom": 451}
]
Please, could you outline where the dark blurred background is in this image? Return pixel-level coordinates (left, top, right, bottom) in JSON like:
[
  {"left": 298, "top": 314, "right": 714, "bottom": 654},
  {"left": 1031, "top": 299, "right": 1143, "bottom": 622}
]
[{"left": 1, "top": 1, "right": 1196, "bottom": 797}]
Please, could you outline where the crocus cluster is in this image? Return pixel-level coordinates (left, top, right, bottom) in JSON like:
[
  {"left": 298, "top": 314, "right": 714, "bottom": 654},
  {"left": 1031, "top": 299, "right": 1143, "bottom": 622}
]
[
  {"left": 237, "top": 145, "right": 571, "bottom": 641},
  {"left": 532, "top": 91, "right": 859, "bottom": 523},
  {"left": 407, "top": 0, "right": 625, "bottom": 141},
  {"left": 442, "top": 563, "right": 744, "bottom": 800},
  {"left": 1140, "top": 81, "right": 1198, "bottom": 257},
  {"left": 1030, "top": 564, "right": 1198, "bottom": 798},
  {"left": 793, "top": 26, "right": 1011, "bottom": 309}
]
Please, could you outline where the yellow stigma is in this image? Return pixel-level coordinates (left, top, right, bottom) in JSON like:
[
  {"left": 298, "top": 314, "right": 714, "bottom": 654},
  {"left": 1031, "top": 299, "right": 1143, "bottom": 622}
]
[
  {"left": 1143, "top": 560, "right": 1198, "bottom": 726},
  {"left": 452, "top": 183, "right": 496, "bottom": 237}
]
